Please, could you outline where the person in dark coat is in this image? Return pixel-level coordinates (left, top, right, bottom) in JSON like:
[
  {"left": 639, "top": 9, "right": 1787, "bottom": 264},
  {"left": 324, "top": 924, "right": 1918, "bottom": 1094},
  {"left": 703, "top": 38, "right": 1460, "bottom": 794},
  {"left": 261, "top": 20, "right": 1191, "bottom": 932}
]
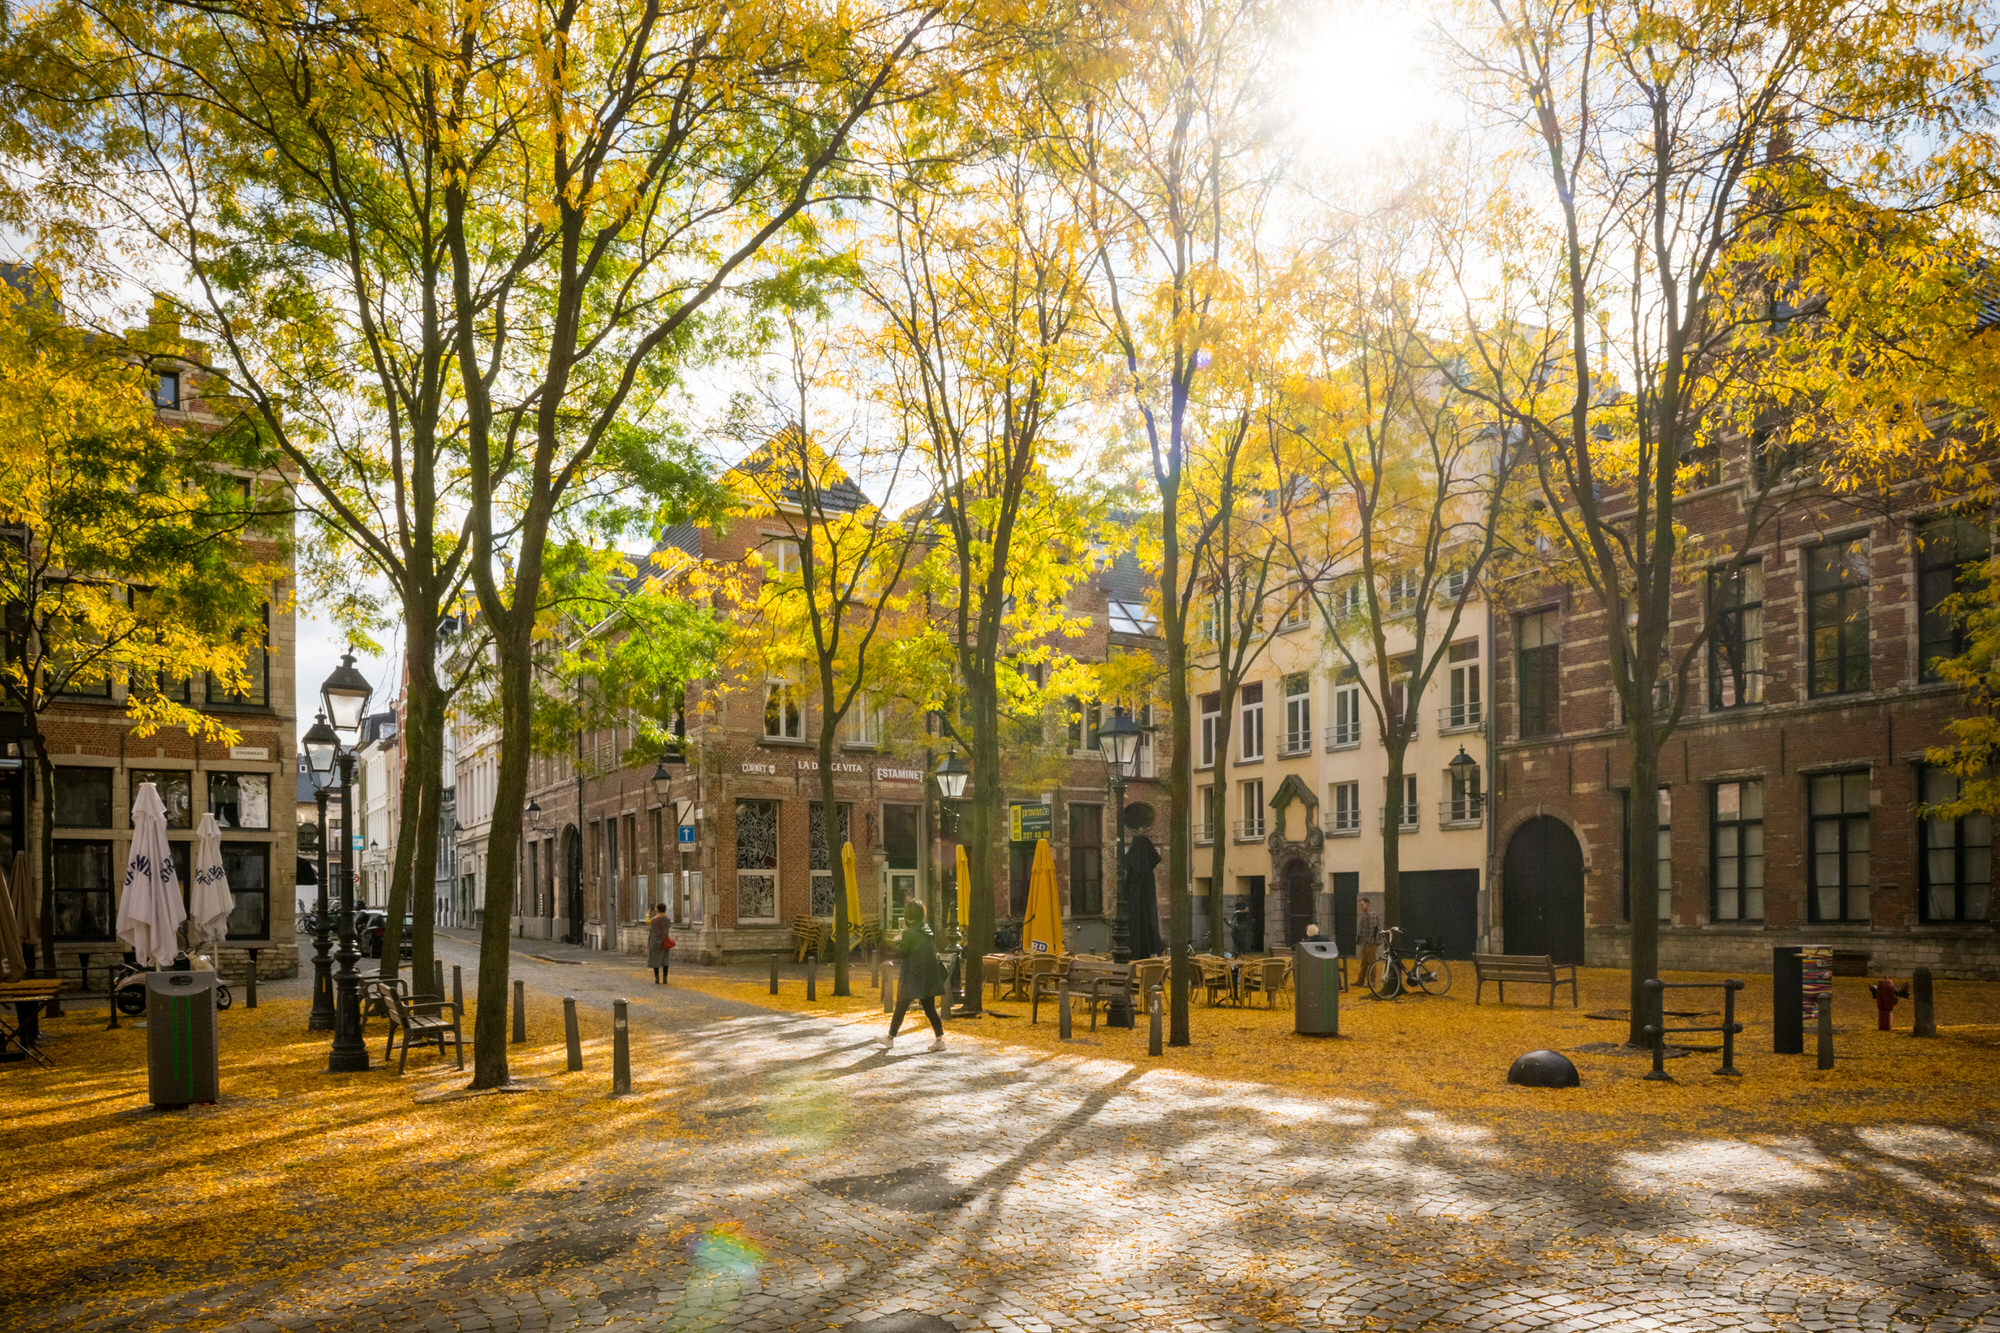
[
  {"left": 1229, "top": 902, "right": 1254, "bottom": 956},
  {"left": 647, "top": 903, "right": 675, "bottom": 984},
  {"left": 879, "top": 901, "right": 947, "bottom": 1052}
]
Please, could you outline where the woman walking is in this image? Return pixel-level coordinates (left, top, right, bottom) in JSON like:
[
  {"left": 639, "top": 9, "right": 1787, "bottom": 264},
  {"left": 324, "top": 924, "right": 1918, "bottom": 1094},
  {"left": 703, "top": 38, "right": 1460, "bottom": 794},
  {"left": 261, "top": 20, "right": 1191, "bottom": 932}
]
[
  {"left": 647, "top": 903, "right": 675, "bottom": 984},
  {"left": 879, "top": 901, "right": 947, "bottom": 1052}
]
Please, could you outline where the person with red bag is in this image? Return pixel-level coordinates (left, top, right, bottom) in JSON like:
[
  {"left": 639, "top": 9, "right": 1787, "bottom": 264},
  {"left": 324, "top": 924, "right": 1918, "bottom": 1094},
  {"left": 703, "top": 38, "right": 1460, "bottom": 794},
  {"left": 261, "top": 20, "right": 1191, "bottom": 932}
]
[{"left": 647, "top": 903, "right": 676, "bottom": 984}]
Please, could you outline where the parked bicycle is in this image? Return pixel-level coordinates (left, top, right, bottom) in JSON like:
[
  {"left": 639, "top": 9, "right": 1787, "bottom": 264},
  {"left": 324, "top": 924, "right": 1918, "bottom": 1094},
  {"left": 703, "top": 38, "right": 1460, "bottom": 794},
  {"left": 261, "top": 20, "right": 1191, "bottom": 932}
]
[
  {"left": 111, "top": 956, "right": 234, "bottom": 1016},
  {"left": 1362, "top": 926, "right": 1453, "bottom": 999}
]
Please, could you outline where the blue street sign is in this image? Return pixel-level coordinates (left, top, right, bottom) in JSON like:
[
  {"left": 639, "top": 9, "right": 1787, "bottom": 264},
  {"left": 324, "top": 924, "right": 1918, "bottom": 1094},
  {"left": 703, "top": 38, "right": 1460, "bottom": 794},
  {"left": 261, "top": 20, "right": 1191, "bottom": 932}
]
[{"left": 677, "top": 825, "right": 696, "bottom": 846}]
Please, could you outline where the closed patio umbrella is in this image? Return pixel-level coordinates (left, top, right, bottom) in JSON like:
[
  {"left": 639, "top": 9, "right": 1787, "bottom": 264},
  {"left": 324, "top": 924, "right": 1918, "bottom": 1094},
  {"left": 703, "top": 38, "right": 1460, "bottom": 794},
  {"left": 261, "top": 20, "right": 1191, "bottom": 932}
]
[
  {"left": 954, "top": 844, "right": 971, "bottom": 942},
  {"left": 11, "top": 851, "right": 35, "bottom": 957},
  {"left": 1021, "top": 837, "right": 1064, "bottom": 957},
  {"left": 189, "top": 813, "right": 232, "bottom": 953},
  {"left": 1124, "top": 834, "right": 1164, "bottom": 959},
  {"left": 840, "top": 841, "right": 862, "bottom": 945},
  {"left": 0, "top": 858, "right": 25, "bottom": 979},
  {"left": 116, "top": 782, "right": 185, "bottom": 969}
]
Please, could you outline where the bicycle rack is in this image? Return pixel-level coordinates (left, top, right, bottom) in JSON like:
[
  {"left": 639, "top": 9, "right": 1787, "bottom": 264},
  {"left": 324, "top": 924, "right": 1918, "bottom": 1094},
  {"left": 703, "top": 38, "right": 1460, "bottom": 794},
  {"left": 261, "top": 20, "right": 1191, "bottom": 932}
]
[{"left": 1640, "top": 977, "right": 1744, "bottom": 1081}]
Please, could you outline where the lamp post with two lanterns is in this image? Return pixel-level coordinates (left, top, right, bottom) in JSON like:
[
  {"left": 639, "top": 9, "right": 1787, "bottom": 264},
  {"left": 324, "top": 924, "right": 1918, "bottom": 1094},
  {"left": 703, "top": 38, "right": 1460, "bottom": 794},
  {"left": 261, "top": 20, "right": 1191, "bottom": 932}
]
[
  {"left": 302, "top": 711, "right": 338, "bottom": 1032},
  {"left": 1095, "top": 704, "right": 1147, "bottom": 1029},
  {"left": 933, "top": 749, "right": 969, "bottom": 1010},
  {"left": 303, "top": 652, "right": 375, "bottom": 1073}
]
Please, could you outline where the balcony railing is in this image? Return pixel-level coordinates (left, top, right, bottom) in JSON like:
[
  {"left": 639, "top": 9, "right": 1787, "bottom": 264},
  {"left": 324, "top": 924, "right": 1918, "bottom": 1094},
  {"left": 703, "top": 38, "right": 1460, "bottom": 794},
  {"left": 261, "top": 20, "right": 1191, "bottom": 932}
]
[
  {"left": 1438, "top": 700, "right": 1483, "bottom": 732},
  {"left": 1195, "top": 821, "right": 1216, "bottom": 845},
  {"left": 1439, "top": 795, "right": 1485, "bottom": 827},
  {"left": 1323, "top": 808, "right": 1362, "bottom": 836},
  {"left": 1378, "top": 803, "right": 1420, "bottom": 832},
  {"left": 1325, "top": 720, "right": 1361, "bottom": 750},
  {"left": 1281, "top": 728, "right": 1314, "bottom": 757},
  {"left": 1233, "top": 817, "right": 1266, "bottom": 842}
]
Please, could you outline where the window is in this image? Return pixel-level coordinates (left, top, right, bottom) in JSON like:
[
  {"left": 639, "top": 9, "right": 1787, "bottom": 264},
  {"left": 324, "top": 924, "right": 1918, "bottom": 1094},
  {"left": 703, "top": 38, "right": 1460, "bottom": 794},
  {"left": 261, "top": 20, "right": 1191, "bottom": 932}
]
[
  {"left": 1807, "top": 539, "right": 1870, "bottom": 696},
  {"left": 52, "top": 767, "right": 113, "bottom": 828},
  {"left": 883, "top": 804, "right": 920, "bottom": 871},
  {"left": 1386, "top": 774, "right": 1418, "bottom": 831},
  {"left": 221, "top": 841, "right": 270, "bottom": 939},
  {"left": 1809, "top": 770, "right": 1871, "bottom": 922},
  {"left": 1444, "top": 640, "right": 1481, "bottom": 730},
  {"left": 1921, "top": 768, "right": 1991, "bottom": 922},
  {"left": 1196, "top": 785, "right": 1216, "bottom": 841},
  {"left": 1069, "top": 803, "right": 1103, "bottom": 916},
  {"left": 764, "top": 680, "right": 804, "bottom": 740},
  {"left": 1328, "top": 781, "right": 1361, "bottom": 835},
  {"left": 1330, "top": 577, "right": 1362, "bottom": 621},
  {"left": 1517, "top": 609, "right": 1560, "bottom": 737},
  {"left": 808, "top": 801, "right": 852, "bottom": 917},
  {"left": 51, "top": 839, "right": 114, "bottom": 940},
  {"left": 208, "top": 772, "right": 271, "bottom": 830},
  {"left": 54, "top": 610, "right": 114, "bottom": 697},
  {"left": 1445, "top": 763, "right": 1483, "bottom": 825},
  {"left": 131, "top": 770, "right": 193, "bottom": 828},
  {"left": 1238, "top": 682, "right": 1264, "bottom": 761},
  {"left": 1385, "top": 654, "right": 1417, "bottom": 737},
  {"left": 206, "top": 604, "right": 271, "bottom": 707},
  {"left": 734, "top": 799, "right": 780, "bottom": 921},
  {"left": 1918, "top": 515, "right": 1988, "bottom": 682},
  {"left": 1282, "top": 673, "right": 1311, "bottom": 755},
  {"left": 1709, "top": 564, "right": 1765, "bottom": 708},
  {"left": 1710, "top": 781, "right": 1764, "bottom": 922},
  {"left": 154, "top": 370, "right": 181, "bottom": 410},
  {"left": 130, "top": 588, "right": 191, "bottom": 703},
  {"left": 846, "top": 695, "right": 881, "bottom": 747},
  {"left": 766, "top": 537, "right": 800, "bottom": 576},
  {"left": 1066, "top": 697, "right": 1101, "bottom": 755},
  {"left": 1237, "top": 779, "right": 1264, "bottom": 840},
  {"left": 1329, "top": 669, "right": 1361, "bottom": 748},
  {"left": 1279, "top": 594, "right": 1311, "bottom": 632},
  {"left": 1198, "top": 692, "right": 1220, "bottom": 768},
  {"left": 1385, "top": 568, "right": 1419, "bottom": 614},
  {"left": 1622, "top": 787, "right": 1671, "bottom": 922}
]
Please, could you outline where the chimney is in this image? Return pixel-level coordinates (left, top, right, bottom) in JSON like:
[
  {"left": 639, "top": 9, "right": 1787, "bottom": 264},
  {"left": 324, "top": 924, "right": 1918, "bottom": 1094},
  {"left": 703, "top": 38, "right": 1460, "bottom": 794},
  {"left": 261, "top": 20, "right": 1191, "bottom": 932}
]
[{"left": 150, "top": 293, "right": 181, "bottom": 339}]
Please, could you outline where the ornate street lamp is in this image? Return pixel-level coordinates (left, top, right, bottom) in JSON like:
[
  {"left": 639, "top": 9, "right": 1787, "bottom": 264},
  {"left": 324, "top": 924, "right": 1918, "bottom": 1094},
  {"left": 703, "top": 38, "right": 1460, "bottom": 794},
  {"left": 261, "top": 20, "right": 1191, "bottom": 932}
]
[
  {"left": 302, "top": 712, "right": 340, "bottom": 1032},
  {"left": 934, "top": 749, "right": 969, "bottom": 800},
  {"left": 1097, "top": 705, "right": 1144, "bottom": 968},
  {"left": 319, "top": 654, "right": 373, "bottom": 1073}
]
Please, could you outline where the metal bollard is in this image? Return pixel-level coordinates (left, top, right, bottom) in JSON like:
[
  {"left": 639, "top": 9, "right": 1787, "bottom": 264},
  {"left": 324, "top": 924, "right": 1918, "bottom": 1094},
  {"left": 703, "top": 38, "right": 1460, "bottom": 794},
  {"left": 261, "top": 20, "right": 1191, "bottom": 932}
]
[
  {"left": 1148, "top": 987, "right": 1163, "bottom": 1057},
  {"left": 245, "top": 949, "right": 260, "bottom": 1009},
  {"left": 770, "top": 952, "right": 779, "bottom": 996},
  {"left": 1642, "top": 1024, "right": 1672, "bottom": 1082},
  {"left": 1057, "top": 978, "right": 1072, "bottom": 1040},
  {"left": 512, "top": 979, "right": 526, "bottom": 1044},
  {"left": 106, "top": 977, "right": 120, "bottom": 1031},
  {"left": 564, "top": 996, "right": 583, "bottom": 1073},
  {"left": 1912, "top": 966, "right": 1937, "bottom": 1038},
  {"left": 1817, "top": 995, "right": 1834, "bottom": 1070},
  {"left": 433, "top": 958, "right": 445, "bottom": 999},
  {"left": 871, "top": 950, "right": 881, "bottom": 990},
  {"left": 611, "top": 1000, "right": 631, "bottom": 1096},
  {"left": 452, "top": 964, "right": 463, "bottom": 1012},
  {"left": 807, "top": 956, "right": 817, "bottom": 1002},
  {"left": 1717, "top": 979, "right": 1743, "bottom": 1076},
  {"left": 882, "top": 962, "right": 896, "bottom": 1013}
]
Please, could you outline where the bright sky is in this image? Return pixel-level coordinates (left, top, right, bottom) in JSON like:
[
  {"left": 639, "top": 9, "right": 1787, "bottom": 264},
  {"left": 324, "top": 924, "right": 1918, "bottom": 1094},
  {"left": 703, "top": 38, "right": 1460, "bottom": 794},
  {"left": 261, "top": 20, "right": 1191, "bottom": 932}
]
[{"left": 1278, "top": 1, "right": 1450, "bottom": 158}]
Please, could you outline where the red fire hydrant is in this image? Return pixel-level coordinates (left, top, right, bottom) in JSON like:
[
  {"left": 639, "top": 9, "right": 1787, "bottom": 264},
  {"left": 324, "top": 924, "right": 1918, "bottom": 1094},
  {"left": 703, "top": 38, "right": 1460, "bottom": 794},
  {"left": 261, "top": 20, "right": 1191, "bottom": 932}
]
[{"left": 1870, "top": 976, "right": 1907, "bottom": 1031}]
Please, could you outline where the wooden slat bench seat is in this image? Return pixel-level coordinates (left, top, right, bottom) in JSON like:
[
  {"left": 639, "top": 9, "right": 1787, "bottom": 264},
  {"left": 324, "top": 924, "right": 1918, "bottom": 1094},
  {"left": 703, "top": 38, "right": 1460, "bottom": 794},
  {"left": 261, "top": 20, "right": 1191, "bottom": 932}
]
[{"left": 1472, "top": 953, "right": 1577, "bottom": 1008}]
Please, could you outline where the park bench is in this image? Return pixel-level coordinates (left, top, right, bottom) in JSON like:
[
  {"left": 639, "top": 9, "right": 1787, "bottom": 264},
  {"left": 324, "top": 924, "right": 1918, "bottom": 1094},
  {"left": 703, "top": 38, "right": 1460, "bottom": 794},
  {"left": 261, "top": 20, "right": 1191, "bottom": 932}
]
[
  {"left": 374, "top": 982, "right": 464, "bottom": 1074},
  {"left": 1041, "top": 958, "right": 1132, "bottom": 1030},
  {"left": 1472, "top": 953, "right": 1578, "bottom": 1008}
]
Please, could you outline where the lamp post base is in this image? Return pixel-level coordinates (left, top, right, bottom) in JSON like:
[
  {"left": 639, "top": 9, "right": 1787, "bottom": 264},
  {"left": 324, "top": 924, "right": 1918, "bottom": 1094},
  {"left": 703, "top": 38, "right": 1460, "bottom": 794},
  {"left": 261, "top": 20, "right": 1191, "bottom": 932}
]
[{"left": 1103, "top": 996, "right": 1135, "bottom": 1029}]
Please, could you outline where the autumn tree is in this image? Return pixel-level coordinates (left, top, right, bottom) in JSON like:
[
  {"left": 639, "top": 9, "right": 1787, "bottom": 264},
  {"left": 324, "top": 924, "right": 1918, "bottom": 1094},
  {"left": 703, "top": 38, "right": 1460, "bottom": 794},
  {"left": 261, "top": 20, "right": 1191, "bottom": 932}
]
[
  {"left": 1454, "top": 0, "right": 1993, "bottom": 1044},
  {"left": 0, "top": 279, "right": 280, "bottom": 964},
  {"left": 730, "top": 332, "right": 924, "bottom": 999},
  {"left": 1052, "top": 0, "right": 1295, "bottom": 1044},
  {"left": 860, "top": 128, "right": 1101, "bottom": 1006}
]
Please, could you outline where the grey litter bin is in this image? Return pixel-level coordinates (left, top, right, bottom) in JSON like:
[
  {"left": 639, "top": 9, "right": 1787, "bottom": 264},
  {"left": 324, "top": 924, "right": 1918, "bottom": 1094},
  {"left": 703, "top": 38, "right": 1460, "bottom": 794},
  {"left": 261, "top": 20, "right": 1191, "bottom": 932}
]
[
  {"left": 146, "top": 970, "right": 220, "bottom": 1109},
  {"left": 1294, "top": 940, "right": 1342, "bottom": 1037}
]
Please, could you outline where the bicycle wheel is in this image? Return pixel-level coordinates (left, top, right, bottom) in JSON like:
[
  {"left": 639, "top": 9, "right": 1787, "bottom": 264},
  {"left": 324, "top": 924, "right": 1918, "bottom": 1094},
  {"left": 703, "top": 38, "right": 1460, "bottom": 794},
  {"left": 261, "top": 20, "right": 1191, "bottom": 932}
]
[
  {"left": 1363, "top": 957, "right": 1402, "bottom": 999},
  {"left": 216, "top": 984, "right": 233, "bottom": 1011},
  {"left": 1415, "top": 955, "right": 1454, "bottom": 996},
  {"left": 115, "top": 984, "right": 147, "bottom": 1016}
]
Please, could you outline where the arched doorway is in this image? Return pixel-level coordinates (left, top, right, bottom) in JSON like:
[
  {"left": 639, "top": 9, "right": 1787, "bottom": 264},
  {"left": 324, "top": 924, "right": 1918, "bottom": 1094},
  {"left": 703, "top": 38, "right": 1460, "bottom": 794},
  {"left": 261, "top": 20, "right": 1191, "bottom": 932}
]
[
  {"left": 1280, "top": 859, "right": 1316, "bottom": 947},
  {"left": 1502, "top": 816, "right": 1585, "bottom": 963},
  {"left": 562, "top": 825, "right": 584, "bottom": 945}
]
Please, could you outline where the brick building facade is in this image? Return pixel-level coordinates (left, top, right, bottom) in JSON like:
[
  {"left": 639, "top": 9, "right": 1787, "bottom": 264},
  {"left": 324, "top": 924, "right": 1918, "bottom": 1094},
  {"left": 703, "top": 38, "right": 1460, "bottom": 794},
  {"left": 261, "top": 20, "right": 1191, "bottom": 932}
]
[
  {"left": 514, "top": 511, "right": 1165, "bottom": 962},
  {"left": 1490, "top": 468, "right": 1994, "bottom": 977}
]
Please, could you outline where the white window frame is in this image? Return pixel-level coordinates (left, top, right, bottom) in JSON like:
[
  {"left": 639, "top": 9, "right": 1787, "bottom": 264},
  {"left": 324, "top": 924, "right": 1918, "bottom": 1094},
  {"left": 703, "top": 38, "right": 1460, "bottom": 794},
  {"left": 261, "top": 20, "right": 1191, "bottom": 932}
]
[{"left": 1239, "top": 682, "right": 1264, "bottom": 762}]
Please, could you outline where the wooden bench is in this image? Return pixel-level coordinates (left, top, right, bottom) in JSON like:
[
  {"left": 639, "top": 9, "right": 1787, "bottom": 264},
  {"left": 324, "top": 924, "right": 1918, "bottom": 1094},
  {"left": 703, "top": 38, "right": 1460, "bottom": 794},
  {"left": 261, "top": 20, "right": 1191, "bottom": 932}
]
[
  {"left": 0, "top": 978, "right": 64, "bottom": 1068},
  {"left": 1472, "top": 953, "right": 1577, "bottom": 1008},
  {"left": 374, "top": 982, "right": 464, "bottom": 1073},
  {"left": 1033, "top": 959, "right": 1132, "bottom": 1030}
]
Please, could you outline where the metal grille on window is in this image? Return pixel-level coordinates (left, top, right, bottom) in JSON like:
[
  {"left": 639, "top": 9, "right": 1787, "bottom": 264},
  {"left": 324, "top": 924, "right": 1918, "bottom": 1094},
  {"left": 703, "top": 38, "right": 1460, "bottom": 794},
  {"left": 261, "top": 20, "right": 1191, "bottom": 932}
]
[
  {"left": 809, "top": 802, "right": 850, "bottom": 917},
  {"left": 735, "top": 799, "right": 779, "bottom": 920}
]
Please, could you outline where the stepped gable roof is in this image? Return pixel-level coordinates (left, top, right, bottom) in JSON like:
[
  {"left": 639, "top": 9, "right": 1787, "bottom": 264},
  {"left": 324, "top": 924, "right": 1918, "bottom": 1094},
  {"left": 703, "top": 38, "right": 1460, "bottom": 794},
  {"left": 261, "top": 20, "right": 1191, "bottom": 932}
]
[{"left": 727, "top": 435, "right": 870, "bottom": 515}]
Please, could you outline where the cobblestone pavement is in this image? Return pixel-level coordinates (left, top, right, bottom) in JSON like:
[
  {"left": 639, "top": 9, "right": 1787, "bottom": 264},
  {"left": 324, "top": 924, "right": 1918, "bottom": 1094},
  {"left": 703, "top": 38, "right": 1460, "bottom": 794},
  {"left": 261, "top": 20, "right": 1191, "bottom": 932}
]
[{"left": 71, "top": 935, "right": 2000, "bottom": 1332}]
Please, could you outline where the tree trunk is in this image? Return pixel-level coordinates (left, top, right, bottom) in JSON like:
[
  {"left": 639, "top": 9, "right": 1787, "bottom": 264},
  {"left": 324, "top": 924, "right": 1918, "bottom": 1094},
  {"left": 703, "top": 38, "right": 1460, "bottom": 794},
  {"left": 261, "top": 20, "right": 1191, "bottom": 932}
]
[
  {"left": 1381, "top": 741, "right": 1405, "bottom": 931},
  {"left": 1161, "top": 496, "right": 1191, "bottom": 1047},
  {"left": 469, "top": 613, "right": 534, "bottom": 1088},
  {"left": 1205, "top": 702, "right": 1233, "bottom": 951},
  {"left": 962, "top": 675, "right": 1001, "bottom": 1015},
  {"left": 1626, "top": 717, "right": 1662, "bottom": 1047},
  {"left": 34, "top": 732, "right": 59, "bottom": 1011},
  {"left": 819, "top": 718, "right": 849, "bottom": 997},
  {"left": 403, "top": 662, "right": 445, "bottom": 997}
]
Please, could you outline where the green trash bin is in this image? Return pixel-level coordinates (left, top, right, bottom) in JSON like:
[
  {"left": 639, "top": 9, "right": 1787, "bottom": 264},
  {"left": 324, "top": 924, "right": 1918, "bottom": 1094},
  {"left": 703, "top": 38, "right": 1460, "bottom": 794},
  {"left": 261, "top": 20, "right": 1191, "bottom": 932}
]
[{"left": 146, "top": 971, "right": 219, "bottom": 1108}]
